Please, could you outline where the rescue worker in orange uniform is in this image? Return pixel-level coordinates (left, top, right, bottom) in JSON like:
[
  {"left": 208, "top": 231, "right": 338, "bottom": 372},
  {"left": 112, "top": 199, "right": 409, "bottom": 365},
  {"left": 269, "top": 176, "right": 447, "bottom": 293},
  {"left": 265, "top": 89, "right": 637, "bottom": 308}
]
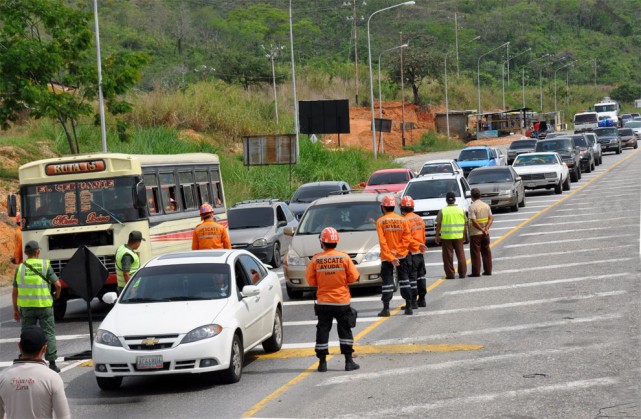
[
  {"left": 306, "top": 227, "right": 360, "bottom": 372},
  {"left": 400, "top": 196, "right": 428, "bottom": 308},
  {"left": 376, "top": 195, "right": 420, "bottom": 316},
  {"left": 10, "top": 213, "right": 23, "bottom": 265},
  {"left": 192, "top": 203, "right": 231, "bottom": 250}
]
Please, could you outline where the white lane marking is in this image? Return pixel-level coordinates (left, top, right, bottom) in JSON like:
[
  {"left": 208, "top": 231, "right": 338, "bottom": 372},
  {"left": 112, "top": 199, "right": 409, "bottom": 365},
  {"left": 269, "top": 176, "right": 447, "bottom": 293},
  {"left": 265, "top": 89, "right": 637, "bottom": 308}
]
[
  {"left": 530, "top": 217, "right": 637, "bottom": 226},
  {"left": 284, "top": 317, "right": 379, "bottom": 327},
  {"left": 547, "top": 211, "right": 633, "bottom": 218},
  {"left": 499, "top": 211, "right": 539, "bottom": 215},
  {"left": 582, "top": 185, "right": 634, "bottom": 190},
  {"left": 318, "top": 343, "right": 612, "bottom": 386},
  {"left": 412, "top": 291, "right": 626, "bottom": 317},
  {"left": 0, "top": 334, "right": 89, "bottom": 344},
  {"left": 519, "top": 225, "right": 638, "bottom": 236},
  {"left": 492, "top": 258, "right": 632, "bottom": 275},
  {"left": 1, "top": 357, "right": 83, "bottom": 369},
  {"left": 372, "top": 314, "right": 623, "bottom": 345},
  {"left": 61, "top": 360, "right": 85, "bottom": 373},
  {"left": 492, "top": 245, "right": 634, "bottom": 261},
  {"left": 284, "top": 295, "right": 403, "bottom": 306},
  {"left": 504, "top": 234, "right": 634, "bottom": 247},
  {"left": 443, "top": 273, "right": 631, "bottom": 295},
  {"left": 335, "top": 378, "right": 618, "bottom": 416},
  {"left": 488, "top": 227, "right": 516, "bottom": 231},
  {"left": 522, "top": 205, "right": 551, "bottom": 208},
  {"left": 524, "top": 199, "right": 559, "bottom": 202}
]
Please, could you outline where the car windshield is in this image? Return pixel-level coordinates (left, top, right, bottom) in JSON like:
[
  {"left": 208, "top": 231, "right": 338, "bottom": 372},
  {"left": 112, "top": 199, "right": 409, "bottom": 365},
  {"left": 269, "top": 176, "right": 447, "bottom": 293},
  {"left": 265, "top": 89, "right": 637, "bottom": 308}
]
[
  {"left": 404, "top": 179, "right": 460, "bottom": 200},
  {"left": 291, "top": 186, "right": 340, "bottom": 203},
  {"left": 618, "top": 129, "right": 633, "bottom": 136},
  {"left": 468, "top": 169, "right": 513, "bottom": 184},
  {"left": 458, "top": 149, "right": 489, "bottom": 161},
  {"left": 573, "top": 137, "right": 588, "bottom": 147},
  {"left": 509, "top": 140, "right": 537, "bottom": 150},
  {"left": 121, "top": 264, "right": 232, "bottom": 302},
  {"left": 367, "top": 171, "right": 408, "bottom": 186},
  {"left": 594, "top": 128, "right": 617, "bottom": 136},
  {"left": 228, "top": 207, "right": 273, "bottom": 229},
  {"left": 536, "top": 140, "right": 573, "bottom": 153},
  {"left": 419, "top": 164, "right": 454, "bottom": 175},
  {"left": 594, "top": 104, "right": 617, "bottom": 112},
  {"left": 574, "top": 114, "right": 597, "bottom": 123},
  {"left": 625, "top": 121, "right": 641, "bottom": 128},
  {"left": 297, "top": 201, "right": 381, "bottom": 234},
  {"left": 513, "top": 155, "right": 558, "bottom": 166}
]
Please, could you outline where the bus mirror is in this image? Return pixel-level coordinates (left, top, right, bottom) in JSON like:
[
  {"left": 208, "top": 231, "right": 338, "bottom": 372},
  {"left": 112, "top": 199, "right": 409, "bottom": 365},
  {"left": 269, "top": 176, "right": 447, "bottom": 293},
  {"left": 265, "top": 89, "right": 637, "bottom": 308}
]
[
  {"left": 6, "top": 194, "right": 17, "bottom": 217},
  {"left": 134, "top": 182, "right": 147, "bottom": 209}
]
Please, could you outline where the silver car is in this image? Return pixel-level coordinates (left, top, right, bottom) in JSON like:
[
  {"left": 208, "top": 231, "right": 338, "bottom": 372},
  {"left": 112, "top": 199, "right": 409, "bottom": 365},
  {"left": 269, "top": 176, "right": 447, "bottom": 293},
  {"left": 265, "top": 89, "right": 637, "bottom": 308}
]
[{"left": 467, "top": 166, "right": 525, "bottom": 212}]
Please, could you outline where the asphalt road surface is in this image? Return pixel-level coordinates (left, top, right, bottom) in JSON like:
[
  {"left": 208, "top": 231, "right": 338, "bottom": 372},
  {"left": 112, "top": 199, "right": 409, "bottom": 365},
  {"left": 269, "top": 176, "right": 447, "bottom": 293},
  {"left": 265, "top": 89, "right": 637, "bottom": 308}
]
[{"left": 1, "top": 145, "right": 639, "bottom": 418}]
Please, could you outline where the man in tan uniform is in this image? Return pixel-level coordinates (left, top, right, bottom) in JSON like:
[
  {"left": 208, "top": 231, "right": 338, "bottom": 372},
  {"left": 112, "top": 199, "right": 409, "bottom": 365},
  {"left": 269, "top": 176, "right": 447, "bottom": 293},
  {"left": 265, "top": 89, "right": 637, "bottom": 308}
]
[{"left": 468, "top": 188, "right": 494, "bottom": 277}]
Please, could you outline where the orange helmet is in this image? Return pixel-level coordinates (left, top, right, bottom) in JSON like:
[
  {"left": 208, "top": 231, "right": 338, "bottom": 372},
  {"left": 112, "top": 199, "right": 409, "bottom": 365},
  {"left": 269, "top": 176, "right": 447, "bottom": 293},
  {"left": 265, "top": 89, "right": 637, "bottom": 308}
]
[
  {"left": 381, "top": 195, "right": 396, "bottom": 207},
  {"left": 15, "top": 212, "right": 21, "bottom": 224},
  {"left": 320, "top": 227, "right": 339, "bottom": 244},
  {"left": 400, "top": 196, "right": 415, "bottom": 208},
  {"left": 200, "top": 203, "right": 214, "bottom": 215}
]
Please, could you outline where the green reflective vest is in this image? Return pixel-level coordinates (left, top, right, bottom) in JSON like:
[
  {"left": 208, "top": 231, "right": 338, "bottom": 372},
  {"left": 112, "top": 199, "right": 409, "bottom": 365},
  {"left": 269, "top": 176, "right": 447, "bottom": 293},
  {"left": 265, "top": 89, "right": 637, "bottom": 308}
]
[
  {"left": 115, "top": 244, "right": 140, "bottom": 288},
  {"left": 15, "top": 259, "right": 53, "bottom": 308},
  {"left": 440, "top": 205, "right": 466, "bottom": 240}
]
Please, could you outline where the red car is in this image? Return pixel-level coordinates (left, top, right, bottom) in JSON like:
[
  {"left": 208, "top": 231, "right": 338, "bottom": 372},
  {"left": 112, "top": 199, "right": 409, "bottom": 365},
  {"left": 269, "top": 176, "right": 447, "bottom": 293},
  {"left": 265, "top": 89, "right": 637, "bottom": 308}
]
[{"left": 360, "top": 168, "right": 415, "bottom": 193}]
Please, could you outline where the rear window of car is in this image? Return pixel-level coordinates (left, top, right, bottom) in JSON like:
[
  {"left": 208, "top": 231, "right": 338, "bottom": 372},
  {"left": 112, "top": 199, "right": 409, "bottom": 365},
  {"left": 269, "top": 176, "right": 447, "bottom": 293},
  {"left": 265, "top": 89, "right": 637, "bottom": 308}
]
[
  {"left": 228, "top": 207, "right": 274, "bottom": 229},
  {"left": 594, "top": 128, "right": 618, "bottom": 136},
  {"left": 535, "top": 140, "right": 573, "bottom": 153},
  {"left": 468, "top": 169, "right": 514, "bottom": 184},
  {"left": 291, "top": 186, "right": 340, "bottom": 203},
  {"left": 574, "top": 114, "right": 597, "bottom": 123},
  {"left": 420, "top": 164, "right": 453, "bottom": 175},
  {"left": 509, "top": 140, "right": 537, "bottom": 149},
  {"left": 513, "top": 155, "right": 558, "bottom": 166},
  {"left": 618, "top": 128, "right": 633, "bottom": 136}
]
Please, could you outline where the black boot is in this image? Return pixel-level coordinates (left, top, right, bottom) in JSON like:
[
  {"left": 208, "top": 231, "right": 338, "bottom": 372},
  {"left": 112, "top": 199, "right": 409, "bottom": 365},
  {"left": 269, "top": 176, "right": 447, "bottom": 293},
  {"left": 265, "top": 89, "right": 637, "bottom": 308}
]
[
  {"left": 417, "top": 299, "right": 427, "bottom": 308},
  {"left": 317, "top": 356, "right": 327, "bottom": 373},
  {"left": 345, "top": 354, "right": 360, "bottom": 371},
  {"left": 377, "top": 303, "right": 390, "bottom": 317},
  {"left": 404, "top": 300, "right": 413, "bottom": 315},
  {"left": 411, "top": 297, "right": 419, "bottom": 310}
]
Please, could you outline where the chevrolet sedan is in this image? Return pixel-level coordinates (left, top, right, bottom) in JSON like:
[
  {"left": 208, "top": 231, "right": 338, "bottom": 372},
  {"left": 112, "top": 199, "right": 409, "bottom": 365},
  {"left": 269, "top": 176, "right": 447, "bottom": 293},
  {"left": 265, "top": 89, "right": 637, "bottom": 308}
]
[
  {"left": 467, "top": 166, "right": 525, "bottom": 212},
  {"left": 93, "top": 250, "right": 283, "bottom": 390},
  {"left": 512, "top": 152, "right": 570, "bottom": 195}
]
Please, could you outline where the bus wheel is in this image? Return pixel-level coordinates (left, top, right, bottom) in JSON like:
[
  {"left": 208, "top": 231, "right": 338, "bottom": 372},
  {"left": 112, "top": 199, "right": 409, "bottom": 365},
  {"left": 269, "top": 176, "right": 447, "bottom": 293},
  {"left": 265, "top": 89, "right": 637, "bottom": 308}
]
[{"left": 53, "top": 299, "right": 67, "bottom": 321}]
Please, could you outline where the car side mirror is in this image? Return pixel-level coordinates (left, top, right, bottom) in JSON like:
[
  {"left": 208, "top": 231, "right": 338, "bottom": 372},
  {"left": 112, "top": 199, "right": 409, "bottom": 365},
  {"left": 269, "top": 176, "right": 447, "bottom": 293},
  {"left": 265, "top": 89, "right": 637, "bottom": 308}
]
[
  {"left": 241, "top": 285, "right": 260, "bottom": 298},
  {"left": 359, "top": 182, "right": 366, "bottom": 187},
  {"left": 465, "top": 190, "right": 471, "bottom": 198},
  {"left": 284, "top": 200, "right": 290, "bottom": 205},
  {"left": 6, "top": 193, "right": 17, "bottom": 217},
  {"left": 134, "top": 181, "right": 147, "bottom": 209},
  {"left": 284, "top": 226, "right": 296, "bottom": 236},
  {"left": 277, "top": 220, "right": 287, "bottom": 228},
  {"left": 102, "top": 292, "right": 118, "bottom": 305}
]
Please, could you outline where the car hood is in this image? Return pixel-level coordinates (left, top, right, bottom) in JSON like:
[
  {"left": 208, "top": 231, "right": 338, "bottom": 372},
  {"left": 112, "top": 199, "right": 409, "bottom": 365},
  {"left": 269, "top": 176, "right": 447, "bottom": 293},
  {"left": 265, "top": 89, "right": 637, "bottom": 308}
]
[
  {"left": 101, "top": 300, "right": 228, "bottom": 336},
  {"left": 293, "top": 230, "right": 380, "bottom": 257},
  {"left": 513, "top": 164, "right": 561, "bottom": 174},
  {"left": 469, "top": 182, "right": 515, "bottom": 193},
  {"left": 458, "top": 159, "right": 491, "bottom": 168},
  {"left": 363, "top": 183, "right": 406, "bottom": 193},
  {"left": 229, "top": 227, "right": 272, "bottom": 244}
]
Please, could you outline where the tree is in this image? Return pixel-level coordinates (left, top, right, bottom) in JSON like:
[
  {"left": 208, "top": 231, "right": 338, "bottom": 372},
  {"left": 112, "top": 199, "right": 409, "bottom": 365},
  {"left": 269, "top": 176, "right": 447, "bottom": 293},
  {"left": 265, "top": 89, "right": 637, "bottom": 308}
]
[
  {"left": 0, "top": 0, "right": 148, "bottom": 153},
  {"left": 388, "top": 48, "right": 443, "bottom": 105}
]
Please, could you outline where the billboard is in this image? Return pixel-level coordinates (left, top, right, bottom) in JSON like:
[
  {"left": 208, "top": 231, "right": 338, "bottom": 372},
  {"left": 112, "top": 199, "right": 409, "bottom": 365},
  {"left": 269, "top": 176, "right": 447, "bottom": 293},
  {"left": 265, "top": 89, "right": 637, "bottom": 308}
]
[
  {"left": 243, "top": 134, "right": 298, "bottom": 166},
  {"left": 299, "top": 100, "right": 350, "bottom": 135}
]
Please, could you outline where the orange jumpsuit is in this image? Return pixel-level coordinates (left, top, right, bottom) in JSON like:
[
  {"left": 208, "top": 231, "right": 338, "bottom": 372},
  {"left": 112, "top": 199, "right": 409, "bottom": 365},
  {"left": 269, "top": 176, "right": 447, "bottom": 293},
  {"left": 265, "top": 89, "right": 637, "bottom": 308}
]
[
  {"left": 192, "top": 219, "right": 231, "bottom": 250},
  {"left": 376, "top": 212, "right": 413, "bottom": 303},
  {"left": 404, "top": 212, "right": 427, "bottom": 303}
]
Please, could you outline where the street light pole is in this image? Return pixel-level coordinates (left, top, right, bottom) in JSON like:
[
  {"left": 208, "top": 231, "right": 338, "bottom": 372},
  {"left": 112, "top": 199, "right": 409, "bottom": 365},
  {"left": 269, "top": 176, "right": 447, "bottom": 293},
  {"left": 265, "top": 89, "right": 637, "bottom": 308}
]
[
  {"left": 554, "top": 60, "right": 576, "bottom": 124},
  {"left": 367, "top": 1, "right": 415, "bottom": 158},
  {"left": 522, "top": 53, "right": 550, "bottom": 109},
  {"left": 502, "top": 47, "right": 530, "bottom": 110},
  {"left": 263, "top": 44, "right": 284, "bottom": 126},
  {"left": 378, "top": 43, "right": 408, "bottom": 153},
  {"left": 288, "top": 0, "right": 299, "bottom": 158},
  {"left": 92, "top": 0, "right": 107, "bottom": 153},
  {"left": 400, "top": 32, "right": 406, "bottom": 147},
  {"left": 477, "top": 41, "right": 509, "bottom": 132},
  {"left": 445, "top": 35, "right": 480, "bottom": 138}
]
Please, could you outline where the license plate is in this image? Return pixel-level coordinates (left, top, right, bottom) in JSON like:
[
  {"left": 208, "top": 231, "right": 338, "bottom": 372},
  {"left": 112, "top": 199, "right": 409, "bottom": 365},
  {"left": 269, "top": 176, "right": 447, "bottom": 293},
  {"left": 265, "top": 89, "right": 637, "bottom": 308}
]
[
  {"left": 425, "top": 219, "right": 434, "bottom": 227},
  {"left": 136, "top": 355, "right": 163, "bottom": 369}
]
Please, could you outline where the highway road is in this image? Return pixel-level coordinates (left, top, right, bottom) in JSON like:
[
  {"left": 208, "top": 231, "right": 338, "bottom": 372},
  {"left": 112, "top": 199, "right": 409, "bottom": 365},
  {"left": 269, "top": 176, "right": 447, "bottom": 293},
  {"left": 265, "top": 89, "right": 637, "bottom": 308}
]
[{"left": 1, "top": 145, "right": 639, "bottom": 418}]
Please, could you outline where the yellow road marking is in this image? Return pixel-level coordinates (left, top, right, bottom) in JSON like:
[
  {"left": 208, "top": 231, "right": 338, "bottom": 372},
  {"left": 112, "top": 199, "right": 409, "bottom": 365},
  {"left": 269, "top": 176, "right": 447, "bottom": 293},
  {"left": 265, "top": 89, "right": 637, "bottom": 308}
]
[
  {"left": 244, "top": 148, "right": 640, "bottom": 417},
  {"left": 80, "top": 360, "right": 93, "bottom": 367}
]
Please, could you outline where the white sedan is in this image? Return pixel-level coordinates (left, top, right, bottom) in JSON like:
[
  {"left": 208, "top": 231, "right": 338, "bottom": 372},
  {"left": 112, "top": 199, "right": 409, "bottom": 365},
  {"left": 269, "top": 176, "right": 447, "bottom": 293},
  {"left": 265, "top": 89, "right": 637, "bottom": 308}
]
[
  {"left": 512, "top": 152, "right": 570, "bottom": 194},
  {"left": 92, "top": 249, "right": 283, "bottom": 390}
]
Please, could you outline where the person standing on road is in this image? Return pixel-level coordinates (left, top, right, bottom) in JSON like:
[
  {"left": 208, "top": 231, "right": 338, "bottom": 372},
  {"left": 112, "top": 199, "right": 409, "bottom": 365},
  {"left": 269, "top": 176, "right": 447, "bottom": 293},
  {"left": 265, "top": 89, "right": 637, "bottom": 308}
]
[
  {"left": 376, "top": 195, "right": 414, "bottom": 316},
  {"left": 306, "top": 227, "right": 360, "bottom": 372},
  {"left": 435, "top": 192, "right": 468, "bottom": 279},
  {"left": 400, "top": 196, "right": 428, "bottom": 308},
  {"left": 12, "top": 241, "right": 62, "bottom": 373},
  {"left": 468, "top": 188, "right": 494, "bottom": 277},
  {"left": 10, "top": 213, "right": 23, "bottom": 265},
  {"left": 0, "top": 326, "right": 71, "bottom": 419},
  {"left": 192, "top": 203, "right": 231, "bottom": 250},
  {"left": 115, "top": 230, "right": 145, "bottom": 295}
]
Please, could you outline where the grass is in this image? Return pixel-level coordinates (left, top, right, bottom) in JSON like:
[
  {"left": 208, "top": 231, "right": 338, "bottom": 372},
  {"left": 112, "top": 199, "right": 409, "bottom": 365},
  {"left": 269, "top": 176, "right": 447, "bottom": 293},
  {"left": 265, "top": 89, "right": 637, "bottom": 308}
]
[{"left": 404, "top": 130, "right": 465, "bottom": 153}]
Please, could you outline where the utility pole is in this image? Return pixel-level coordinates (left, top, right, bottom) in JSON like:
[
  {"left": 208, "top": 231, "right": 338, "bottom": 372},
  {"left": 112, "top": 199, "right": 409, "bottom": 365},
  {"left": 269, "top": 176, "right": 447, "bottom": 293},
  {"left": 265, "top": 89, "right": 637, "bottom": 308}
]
[
  {"left": 353, "top": 0, "right": 359, "bottom": 105},
  {"left": 594, "top": 58, "right": 597, "bottom": 87},
  {"left": 454, "top": 12, "right": 460, "bottom": 80},
  {"left": 506, "top": 42, "right": 510, "bottom": 85},
  {"left": 400, "top": 31, "right": 406, "bottom": 147}
]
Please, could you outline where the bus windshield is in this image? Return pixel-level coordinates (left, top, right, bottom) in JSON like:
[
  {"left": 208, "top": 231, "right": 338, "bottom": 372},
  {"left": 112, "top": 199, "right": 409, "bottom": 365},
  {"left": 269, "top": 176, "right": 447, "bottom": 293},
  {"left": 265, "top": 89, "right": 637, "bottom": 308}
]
[{"left": 21, "top": 176, "right": 145, "bottom": 230}]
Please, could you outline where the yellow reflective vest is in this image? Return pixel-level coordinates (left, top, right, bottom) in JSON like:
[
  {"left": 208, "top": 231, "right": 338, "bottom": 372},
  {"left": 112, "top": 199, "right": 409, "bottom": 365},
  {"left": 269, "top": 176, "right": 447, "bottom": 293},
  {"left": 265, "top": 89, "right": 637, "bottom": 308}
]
[
  {"left": 115, "top": 244, "right": 140, "bottom": 288},
  {"left": 15, "top": 259, "right": 53, "bottom": 308},
  {"left": 440, "top": 205, "right": 466, "bottom": 240}
]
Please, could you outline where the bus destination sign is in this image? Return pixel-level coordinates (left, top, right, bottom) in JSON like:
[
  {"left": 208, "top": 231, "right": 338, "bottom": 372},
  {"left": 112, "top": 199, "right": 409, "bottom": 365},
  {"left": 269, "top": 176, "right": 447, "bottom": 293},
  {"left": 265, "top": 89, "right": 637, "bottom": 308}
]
[{"left": 46, "top": 160, "right": 106, "bottom": 176}]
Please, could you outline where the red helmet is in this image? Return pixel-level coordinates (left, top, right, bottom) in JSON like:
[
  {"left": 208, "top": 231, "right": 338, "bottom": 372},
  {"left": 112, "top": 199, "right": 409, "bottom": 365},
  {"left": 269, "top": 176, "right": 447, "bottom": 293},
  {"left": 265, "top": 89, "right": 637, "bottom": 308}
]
[
  {"left": 15, "top": 212, "right": 21, "bottom": 224},
  {"left": 320, "top": 227, "right": 339, "bottom": 244},
  {"left": 400, "top": 196, "right": 415, "bottom": 208},
  {"left": 200, "top": 203, "right": 214, "bottom": 215},
  {"left": 381, "top": 195, "right": 396, "bottom": 207}
]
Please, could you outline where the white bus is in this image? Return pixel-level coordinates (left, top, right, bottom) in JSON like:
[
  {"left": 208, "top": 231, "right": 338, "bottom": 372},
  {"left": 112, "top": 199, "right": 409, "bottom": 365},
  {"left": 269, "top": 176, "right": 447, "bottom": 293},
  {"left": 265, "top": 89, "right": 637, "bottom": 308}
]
[{"left": 7, "top": 153, "right": 226, "bottom": 319}]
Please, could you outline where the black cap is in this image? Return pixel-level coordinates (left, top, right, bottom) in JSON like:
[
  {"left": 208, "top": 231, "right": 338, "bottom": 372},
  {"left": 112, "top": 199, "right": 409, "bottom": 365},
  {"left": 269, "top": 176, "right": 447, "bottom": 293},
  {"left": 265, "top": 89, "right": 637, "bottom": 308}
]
[
  {"left": 24, "top": 240, "right": 40, "bottom": 252},
  {"left": 446, "top": 192, "right": 456, "bottom": 204},
  {"left": 128, "top": 230, "right": 146, "bottom": 242},
  {"left": 20, "top": 326, "right": 48, "bottom": 354}
]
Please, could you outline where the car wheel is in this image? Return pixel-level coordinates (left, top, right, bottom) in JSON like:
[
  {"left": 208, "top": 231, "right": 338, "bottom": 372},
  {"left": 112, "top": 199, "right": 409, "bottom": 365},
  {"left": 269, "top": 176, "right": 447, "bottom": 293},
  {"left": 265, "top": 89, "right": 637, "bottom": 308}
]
[
  {"left": 584, "top": 162, "right": 591, "bottom": 173},
  {"left": 616, "top": 146, "right": 621, "bottom": 154},
  {"left": 96, "top": 376, "right": 123, "bottom": 391},
  {"left": 511, "top": 200, "right": 519, "bottom": 212},
  {"left": 599, "top": 155, "right": 603, "bottom": 165},
  {"left": 554, "top": 180, "right": 562, "bottom": 194},
  {"left": 53, "top": 298, "right": 67, "bottom": 321},
  {"left": 270, "top": 242, "right": 281, "bottom": 268},
  {"left": 220, "top": 334, "right": 243, "bottom": 384},
  {"left": 570, "top": 169, "right": 578, "bottom": 183},
  {"left": 562, "top": 176, "right": 571, "bottom": 191},
  {"left": 286, "top": 284, "right": 304, "bottom": 299},
  {"left": 591, "top": 159, "right": 595, "bottom": 171},
  {"left": 262, "top": 308, "right": 283, "bottom": 353},
  {"left": 577, "top": 164, "right": 582, "bottom": 179},
  {"left": 634, "top": 142, "right": 638, "bottom": 150},
  {"left": 518, "top": 194, "right": 526, "bottom": 208}
]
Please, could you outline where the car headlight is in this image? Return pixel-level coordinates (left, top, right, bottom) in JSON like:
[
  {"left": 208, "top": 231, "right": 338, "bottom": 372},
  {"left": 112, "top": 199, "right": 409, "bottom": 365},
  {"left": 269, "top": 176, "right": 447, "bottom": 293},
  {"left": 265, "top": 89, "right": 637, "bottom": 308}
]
[
  {"left": 252, "top": 238, "right": 268, "bottom": 247},
  {"left": 499, "top": 189, "right": 513, "bottom": 196},
  {"left": 286, "top": 249, "right": 307, "bottom": 266},
  {"left": 609, "top": 139, "right": 617, "bottom": 143},
  {"left": 95, "top": 329, "right": 122, "bottom": 347},
  {"left": 544, "top": 172, "right": 557, "bottom": 179},
  {"left": 362, "top": 244, "right": 381, "bottom": 263},
  {"left": 181, "top": 325, "right": 223, "bottom": 344}
]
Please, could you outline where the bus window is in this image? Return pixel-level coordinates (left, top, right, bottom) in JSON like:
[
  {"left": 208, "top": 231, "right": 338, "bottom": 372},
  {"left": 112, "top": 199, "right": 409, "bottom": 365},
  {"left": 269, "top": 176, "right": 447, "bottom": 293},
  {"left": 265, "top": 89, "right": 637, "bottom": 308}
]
[
  {"left": 159, "top": 172, "right": 177, "bottom": 213},
  {"left": 179, "top": 171, "right": 197, "bottom": 210},
  {"left": 195, "top": 170, "right": 211, "bottom": 206},
  {"left": 144, "top": 173, "right": 159, "bottom": 214},
  {"left": 211, "top": 169, "right": 224, "bottom": 207}
]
